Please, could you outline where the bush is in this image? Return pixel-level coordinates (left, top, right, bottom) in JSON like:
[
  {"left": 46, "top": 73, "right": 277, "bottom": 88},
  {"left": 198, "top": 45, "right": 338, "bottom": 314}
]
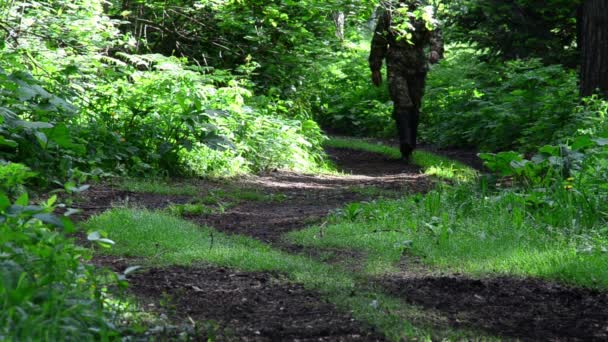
[
  {"left": 292, "top": 40, "right": 396, "bottom": 138},
  {"left": 0, "top": 165, "right": 119, "bottom": 340},
  {"left": 421, "top": 47, "right": 579, "bottom": 152},
  {"left": 1, "top": 1, "right": 331, "bottom": 181},
  {"left": 480, "top": 100, "right": 608, "bottom": 229}
]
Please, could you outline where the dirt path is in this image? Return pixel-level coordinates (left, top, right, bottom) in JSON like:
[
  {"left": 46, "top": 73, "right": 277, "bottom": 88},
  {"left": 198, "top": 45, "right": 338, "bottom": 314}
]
[
  {"left": 192, "top": 148, "right": 432, "bottom": 244},
  {"left": 84, "top": 147, "right": 608, "bottom": 341}
]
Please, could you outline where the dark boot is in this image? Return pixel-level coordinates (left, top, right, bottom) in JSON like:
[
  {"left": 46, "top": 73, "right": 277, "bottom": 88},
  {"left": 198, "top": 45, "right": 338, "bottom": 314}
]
[{"left": 400, "top": 143, "right": 413, "bottom": 162}]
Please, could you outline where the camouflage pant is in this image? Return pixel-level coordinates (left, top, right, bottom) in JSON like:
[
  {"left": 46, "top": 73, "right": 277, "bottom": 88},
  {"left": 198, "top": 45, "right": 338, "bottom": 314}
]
[{"left": 387, "top": 68, "right": 426, "bottom": 156}]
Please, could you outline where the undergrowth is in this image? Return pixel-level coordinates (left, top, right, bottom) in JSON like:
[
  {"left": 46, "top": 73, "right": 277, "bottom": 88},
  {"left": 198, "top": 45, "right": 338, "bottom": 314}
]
[
  {"left": 288, "top": 184, "right": 608, "bottom": 289},
  {"left": 297, "top": 137, "right": 608, "bottom": 288},
  {"left": 0, "top": 0, "right": 332, "bottom": 186},
  {"left": 0, "top": 166, "right": 120, "bottom": 340}
]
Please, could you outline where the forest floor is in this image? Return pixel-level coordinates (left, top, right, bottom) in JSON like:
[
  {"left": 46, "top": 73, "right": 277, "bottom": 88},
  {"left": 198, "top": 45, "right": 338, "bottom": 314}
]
[{"left": 79, "top": 147, "right": 608, "bottom": 341}]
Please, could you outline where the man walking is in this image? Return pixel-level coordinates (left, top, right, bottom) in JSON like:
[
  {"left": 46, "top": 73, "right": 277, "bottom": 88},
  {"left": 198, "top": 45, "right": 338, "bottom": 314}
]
[{"left": 369, "top": 0, "right": 443, "bottom": 161}]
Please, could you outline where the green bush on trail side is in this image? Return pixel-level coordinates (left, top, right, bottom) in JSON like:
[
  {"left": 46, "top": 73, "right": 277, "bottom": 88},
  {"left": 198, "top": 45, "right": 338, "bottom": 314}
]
[
  {"left": 0, "top": 0, "right": 330, "bottom": 185},
  {"left": 0, "top": 165, "right": 120, "bottom": 340},
  {"left": 421, "top": 47, "right": 580, "bottom": 152}
]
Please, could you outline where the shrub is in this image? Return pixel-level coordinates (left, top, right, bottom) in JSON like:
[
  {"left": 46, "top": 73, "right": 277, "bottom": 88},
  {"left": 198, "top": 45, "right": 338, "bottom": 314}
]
[
  {"left": 0, "top": 164, "right": 119, "bottom": 340},
  {"left": 295, "top": 40, "right": 396, "bottom": 138},
  {"left": 421, "top": 47, "right": 579, "bottom": 152}
]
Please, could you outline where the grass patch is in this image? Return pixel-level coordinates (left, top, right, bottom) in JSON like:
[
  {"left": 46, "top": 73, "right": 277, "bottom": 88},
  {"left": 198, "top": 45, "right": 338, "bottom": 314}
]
[
  {"left": 326, "top": 137, "right": 402, "bottom": 159},
  {"left": 118, "top": 179, "right": 201, "bottom": 196},
  {"left": 205, "top": 188, "right": 287, "bottom": 204},
  {"left": 165, "top": 203, "right": 219, "bottom": 216},
  {"left": 347, "top": 186, "right": 400, "bottom": 198},
  {"left": 87, "top": 209, "right": 490, "bottom": 340},
  {"left": 118, "top": 179, "right": 288, "bottom": 205},
  {"left": 287, "top": 185, "right": 608, "bottom": 289},
  {"left": 325, "top": 137, "right": 478, "bottom": 182}
]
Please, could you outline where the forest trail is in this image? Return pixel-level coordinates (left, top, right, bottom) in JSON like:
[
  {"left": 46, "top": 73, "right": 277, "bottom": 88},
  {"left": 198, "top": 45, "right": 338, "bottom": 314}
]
[{"left": 85, "top": 147, "right": 608, "bottom": 341}]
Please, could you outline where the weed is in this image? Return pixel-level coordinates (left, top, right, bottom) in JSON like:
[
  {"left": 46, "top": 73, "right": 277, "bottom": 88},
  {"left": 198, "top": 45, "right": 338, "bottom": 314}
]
[{"left": 0, "top": 179, "right": 120, "bottom": 339}]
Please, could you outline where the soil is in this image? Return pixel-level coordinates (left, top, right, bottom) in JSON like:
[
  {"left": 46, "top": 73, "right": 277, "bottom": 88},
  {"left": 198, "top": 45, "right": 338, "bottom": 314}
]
[
  {"left": 125, "top": 266, "right": 384, "bottom": 341},
  {"left": 72, "top": 187, "right": 193, "bottom": 221},
  {"left": 192, "top": 148, "right": 432, "bottom": 244},
  {"left": 82, "top": 146, "right": 608, "bottom": 341},
  {"left": 381, "top": 274, "right": 608, "bottom": 341}
]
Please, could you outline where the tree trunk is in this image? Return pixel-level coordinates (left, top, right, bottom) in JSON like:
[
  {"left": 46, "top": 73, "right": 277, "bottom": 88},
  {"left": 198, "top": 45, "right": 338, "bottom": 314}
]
[
  {"left": 580, "top": 0, "right": 608, "bottom": 98},
  {"left": 333, "top": 11, "right": 345, "bottom": 41}
]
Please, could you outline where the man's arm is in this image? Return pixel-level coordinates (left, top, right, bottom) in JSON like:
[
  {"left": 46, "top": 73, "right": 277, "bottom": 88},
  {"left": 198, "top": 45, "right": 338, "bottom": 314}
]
[
  {"left": 429, "top": 27, "right": 444, "bottom": 64},
  {"left": 369, "top": 8, "right": 390, "bottom": 85}
]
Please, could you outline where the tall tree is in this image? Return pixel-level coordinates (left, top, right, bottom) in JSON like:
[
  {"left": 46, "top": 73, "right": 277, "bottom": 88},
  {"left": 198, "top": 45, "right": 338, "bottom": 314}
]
[{"left": 580, "top": 0, "right": 608, "bottom": 98}]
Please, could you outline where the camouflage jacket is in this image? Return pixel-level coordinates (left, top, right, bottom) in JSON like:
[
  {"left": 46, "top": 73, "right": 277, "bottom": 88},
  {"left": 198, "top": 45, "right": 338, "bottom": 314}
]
[{"left": 369, "top": 3, "right": 444, "bottom": 74}]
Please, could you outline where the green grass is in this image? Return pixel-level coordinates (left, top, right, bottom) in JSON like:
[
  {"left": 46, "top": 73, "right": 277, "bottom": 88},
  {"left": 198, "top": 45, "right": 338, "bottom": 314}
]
[
  {"left": 347, "top": 185, "right": 400, "bottom": 198},
  {"left": 287, "top": 185, "right": 608, "bottom": 289},
  {"left": 87, "top": 209, "right": 492, "bottom": 340},
  {"left": 325, "top": 137, "right": 478, "bottom": 182},
  {"left": 118, "top": 179, "right": 201, "bottom": 196},
  {"left": 205, "top": 188, "right": 287, "bottom": 204},
  {"left": 165, "top": 203, "right": 219, "bottom": 216},
  {"left": 118, "top": 179, "right": 288, "bottom": 205}
]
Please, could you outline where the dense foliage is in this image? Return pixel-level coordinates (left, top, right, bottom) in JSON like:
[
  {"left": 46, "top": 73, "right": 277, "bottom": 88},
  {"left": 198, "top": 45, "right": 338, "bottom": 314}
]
[
  {"left": 0, "top": 164, "right": 119, "bottom": 340},
  {"left": 439, "top": 0, "right": 581, "bottom": 66},
  {"left": 0, "top": 0, "right": 335, "bottom": 184},
  {"left": 422, "top": 48, "right": 580, "bottom": 151},
  {"left": 2, "top": 0, "right": 608, "bottom": 338}
]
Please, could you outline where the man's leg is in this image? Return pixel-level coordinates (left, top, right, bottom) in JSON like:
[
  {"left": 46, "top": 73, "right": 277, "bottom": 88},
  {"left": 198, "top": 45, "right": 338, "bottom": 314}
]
[
  {"left": 388, "top": 70, "right": 416, "bottom": 159},
  {"left": 392, "top": 105, "right": 413, "bottom": 158},
  {"left": 405, "top": 72, "right": 427, "bottom": 151}
]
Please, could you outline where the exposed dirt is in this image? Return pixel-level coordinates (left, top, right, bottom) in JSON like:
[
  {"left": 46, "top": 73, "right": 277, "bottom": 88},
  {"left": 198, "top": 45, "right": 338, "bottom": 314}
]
[
  {"left": 330, "top": 134, "right": 485, "bottom": 171},
  {"left": 381, "top": 273, "right": 608, "bottom": 341},
  {"left": 78, "top": 148, "right": 431, "bottom": 244},
  {"left": 82, "top": 146, "right": 608, "bottom": 341},
  {"left": 72, "top": 187, "right": 193, "bottom": 220},
  {"left": 192, "top": 148, "right": 432, "bottom": 243},
  {"left": 122, "top": 265, "right": 384, "bottom": 341}
]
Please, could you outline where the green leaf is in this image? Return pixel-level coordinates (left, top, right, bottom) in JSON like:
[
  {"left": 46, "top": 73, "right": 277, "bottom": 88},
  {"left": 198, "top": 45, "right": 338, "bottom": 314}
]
[
  {"left": 0, "top": 136, "right": 17, "bottom": 148},
  {"left": 123, "top": 266, "right": 142, "bottom": 275},
  {"left": 60, "top": 217, "right": 76, "bottom": 233},
  {"left": 15, "top": 192, "right": 28, "bottom": 206},
  {"left": 66, "top": 184, "right": 90, "bottom": 193},
  {"left": 594, "top": 138, "right": 608, "bottom": 147},
  {"left": 47, "top": 124, "right": 86, "bottom": 154},
  {"left": 539, "top": 145, "right": 560, "bottom": 156},
  {"left": 33, "top": 213, "right": 64, "bottom": 227},
  {"left": 88, "top": 231, "right": 115, "bottom": 248},
  {"left": 87, "top": 231, "right": 101, "bottom": 241},
  {"left": 46, "top": 195, "right": 57, "bottom": 207},
  {"left": 0, "top": 107, "right": 18, "bottom": 122},
  {"left": 35, "top": 131, "right": 48, "bottom": 147},
  {"left": 64, "top": 208, "right": 82, "bottom": 217},
  {"left": 14, "top": 120, "right": 54, "bottom": 129},
  {"left": 571, "top": 136, "right": 594, "bottom": 151},
  {"left": 0, "top": 193, "right": 10, "bottom": 211}
]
